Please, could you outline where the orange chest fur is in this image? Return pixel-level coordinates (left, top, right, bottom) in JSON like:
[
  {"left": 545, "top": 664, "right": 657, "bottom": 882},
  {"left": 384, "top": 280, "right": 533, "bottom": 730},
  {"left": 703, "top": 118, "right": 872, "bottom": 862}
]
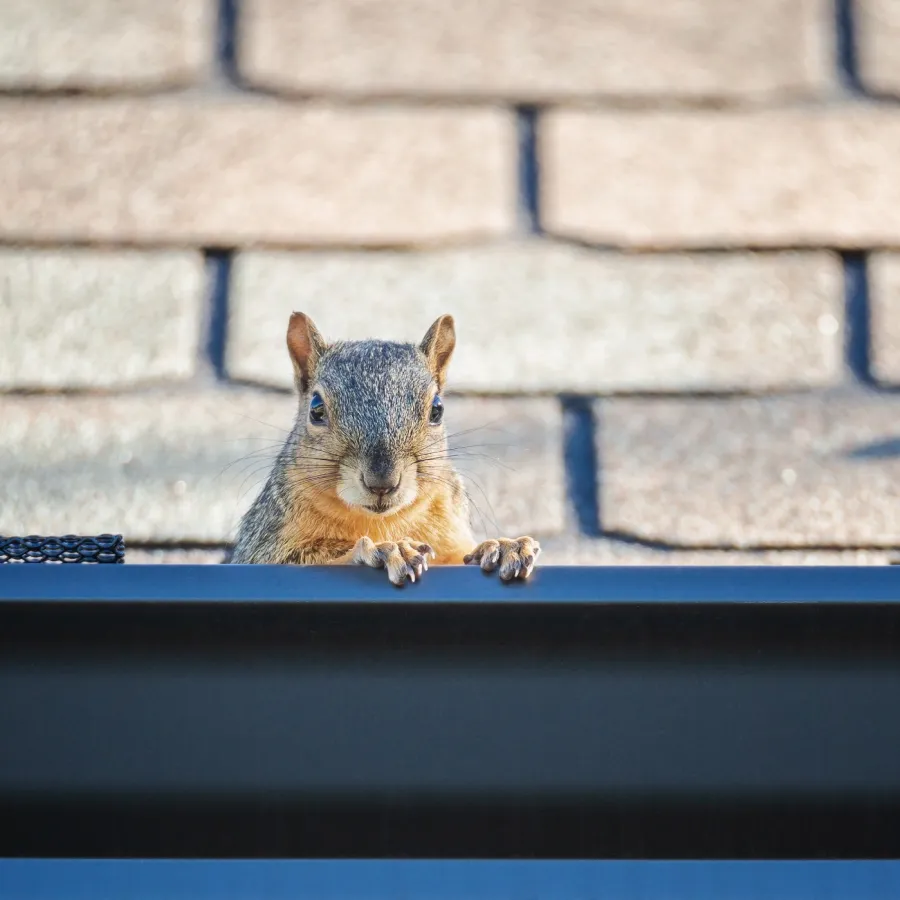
[{"left": 278, "top": 490, "right": 471, "bottom": 563}]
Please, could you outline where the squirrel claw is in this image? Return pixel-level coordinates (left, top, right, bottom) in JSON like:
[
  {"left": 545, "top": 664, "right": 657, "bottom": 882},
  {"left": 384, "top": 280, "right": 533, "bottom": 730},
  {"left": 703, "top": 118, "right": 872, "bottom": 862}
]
[
  {"left": 465, "top": 537, "right": 540, "bottom": 582},
  {"left": 351, "top": 536, "right": 435, "bottom": 587}
]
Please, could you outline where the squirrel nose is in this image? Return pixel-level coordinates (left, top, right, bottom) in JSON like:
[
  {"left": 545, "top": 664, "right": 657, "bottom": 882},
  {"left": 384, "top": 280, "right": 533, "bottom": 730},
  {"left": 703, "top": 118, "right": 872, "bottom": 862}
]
[{"left": 362, "top": 474, "right": 401, "bottom": 497}]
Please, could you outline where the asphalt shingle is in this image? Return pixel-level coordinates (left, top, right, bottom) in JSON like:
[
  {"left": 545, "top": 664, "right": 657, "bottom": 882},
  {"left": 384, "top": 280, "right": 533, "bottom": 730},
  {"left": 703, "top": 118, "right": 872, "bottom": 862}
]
[
  {"left": 0, "top": 248, "right": 204, "bottom": 390},
  {"left": 229, "top": 244, "right": 843, "bottom": 393},
  {"left": 599, "top": 392, "right": 900, "bottom": 548}
]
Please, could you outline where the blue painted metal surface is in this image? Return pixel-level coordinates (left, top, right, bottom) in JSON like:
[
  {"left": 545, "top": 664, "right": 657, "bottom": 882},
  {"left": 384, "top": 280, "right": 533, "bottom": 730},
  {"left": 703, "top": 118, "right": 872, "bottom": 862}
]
[
  {"left": 3, "top": 860, "right": 900, "bottom": 900},
  {"left": 2, "top": 562, "right": 900, "bottom": 603}
]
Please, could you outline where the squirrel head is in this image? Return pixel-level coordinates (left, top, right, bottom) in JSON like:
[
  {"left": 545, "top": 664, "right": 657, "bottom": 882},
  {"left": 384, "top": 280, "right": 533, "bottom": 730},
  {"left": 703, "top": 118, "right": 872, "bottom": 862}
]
[{"left": 286, "top": 312, "right": 456, "bottom": 516}]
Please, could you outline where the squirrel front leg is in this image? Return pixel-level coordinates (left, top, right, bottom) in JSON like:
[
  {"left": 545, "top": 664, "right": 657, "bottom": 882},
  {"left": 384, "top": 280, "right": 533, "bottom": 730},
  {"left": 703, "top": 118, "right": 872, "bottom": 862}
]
[
  {"left": 429, "top": 538, "right": 541, "bottom": 581},
  {"left": 463, "top": 536, "right": 541, "bottom": 582},
  {"left": 329, "top": 536, "right": 436, "bottom": 587},
  {"left": 432, "top": 500, "right": 541, "bottom": 581}
]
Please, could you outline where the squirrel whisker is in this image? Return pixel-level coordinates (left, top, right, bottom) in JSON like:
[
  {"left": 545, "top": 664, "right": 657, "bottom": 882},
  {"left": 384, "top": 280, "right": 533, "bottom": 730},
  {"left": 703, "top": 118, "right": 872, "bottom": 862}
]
[
  {"left": 416, "top": 471, "right": 496, "bottom": 536},
  {"left": 218, "top": 445, "right": 290, "bottom": 480},
  {"left": 293, "top": 453, "right": 343, "bottom": 465},
  {"left": 237, "top": 472, "right": 279, "bottom": 503},
  {"left": 225, "top": 462, "right": 282, "bottom": 490},
  {"left": 227, "top": 410, "right": 294, "bottom": 436},
  {"left": 415, "top": 449, "right": 514, "bottom": 473},
  {"left": 230, "top": 312, "right": 540, "bottom": 583},
  {"left": 442, "top": 469, "right": 502, "bottom": 534}
]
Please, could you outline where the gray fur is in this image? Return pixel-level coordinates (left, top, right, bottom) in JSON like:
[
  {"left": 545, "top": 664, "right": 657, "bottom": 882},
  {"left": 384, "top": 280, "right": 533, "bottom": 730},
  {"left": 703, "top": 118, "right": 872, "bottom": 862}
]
[
  {"left": 229, "top": 416, "right": 303, "bottom": 564},
  {"left": 229, "top": 338, "right": 449, "bottom": 565},
  {"left": 317, "top": 340, "right": 433, "bottom": 464}
]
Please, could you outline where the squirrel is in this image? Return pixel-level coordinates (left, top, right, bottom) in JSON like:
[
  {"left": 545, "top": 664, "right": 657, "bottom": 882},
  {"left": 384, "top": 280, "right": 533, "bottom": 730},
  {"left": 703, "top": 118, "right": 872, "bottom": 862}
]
[{"left": 229, "top": 312, "right": 540, "bottom": 585}]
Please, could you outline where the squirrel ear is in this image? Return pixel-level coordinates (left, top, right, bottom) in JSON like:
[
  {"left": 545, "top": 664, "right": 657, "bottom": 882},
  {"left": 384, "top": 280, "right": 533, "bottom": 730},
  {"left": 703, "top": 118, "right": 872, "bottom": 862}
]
[
  {"left": 419, "top": 314, "right": 455, "bottom": 390},
  {"left": 286, "top": 312, "right": 326, "bottom": 393}
]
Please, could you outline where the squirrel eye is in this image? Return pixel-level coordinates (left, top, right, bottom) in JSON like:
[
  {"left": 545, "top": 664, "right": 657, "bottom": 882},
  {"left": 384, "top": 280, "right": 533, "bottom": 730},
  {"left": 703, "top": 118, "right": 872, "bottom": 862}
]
[
  {"left": 309, "top": 391, "right": 327, "bottom": 425},
  {"left": 429, "top": 394, "right": 444, "bottom": 425}
]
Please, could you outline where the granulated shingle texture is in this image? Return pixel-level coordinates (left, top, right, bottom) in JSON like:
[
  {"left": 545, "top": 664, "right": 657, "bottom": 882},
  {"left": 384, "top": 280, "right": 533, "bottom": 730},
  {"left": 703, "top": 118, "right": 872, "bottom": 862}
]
[
  {"left": 0, "top": 389, "right": 299, "bottom": 543},
  {"left": 537, "top": 537, "right": 890, "bottom": 566},
  {"left": 3, "top": 0, "right": 899, "bottom": 568},
  {"left": 0, "top": 99, "right": 515, "bottom": 246},
  {"left": 229, "top": 244, "right": 842, "bottom": 393},
  {"left": 599, "top": 391, "right": 900, "bottom": 547},
  {"left": 869, "top": 254, "right": 900, "bottom": 385},
  {"left": 0, "top": 391, "right": 562, "bottom": 544},
  {"left": 542, "top": 109, "right": 900, "bottom": 248},
  {"left": 240, "top": 0, "right": 832, "bottom": 102},
  {"left": 858, "top": 0, "right": 900, "bottom": 95},
  {"left": 0, "top": 249, "right": 204, "bottom": 390},
  {"left": 126, "top": 548, "right": 228, "bottom": 565},
  {"left": 0, "top": 0, "right": 211, "bottom": 90},
  {"left": 445, "top": 398, "right": 566, "bottom": 538}
]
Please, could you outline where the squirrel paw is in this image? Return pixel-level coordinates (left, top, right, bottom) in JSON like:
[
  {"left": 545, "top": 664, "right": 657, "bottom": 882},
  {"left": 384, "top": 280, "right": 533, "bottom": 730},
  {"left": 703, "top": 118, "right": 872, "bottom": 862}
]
[
  {"left": 464, "top": 537, "right": 540, "bottom": 582},
  {"left": 352, "top": 536, "right": 436, "bottom": 587}
]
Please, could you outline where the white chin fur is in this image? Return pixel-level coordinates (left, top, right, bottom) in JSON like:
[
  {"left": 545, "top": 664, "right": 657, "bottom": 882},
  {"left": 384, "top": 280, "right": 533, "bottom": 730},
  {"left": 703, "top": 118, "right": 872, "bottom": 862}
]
[{"left": 337, "top": 467, "right": 417, "bottom": 515}]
